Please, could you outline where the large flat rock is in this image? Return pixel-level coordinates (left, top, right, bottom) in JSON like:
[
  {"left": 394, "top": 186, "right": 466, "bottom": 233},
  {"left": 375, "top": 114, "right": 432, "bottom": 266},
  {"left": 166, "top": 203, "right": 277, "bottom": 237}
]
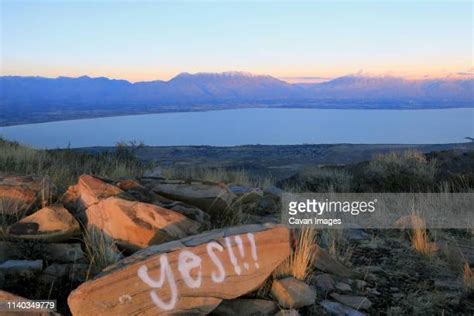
[
  {"left": 68, "top": 224, "right": 290, "bottom": 315},
  {"left": 86, "top": 197, "right": 201, "bottom": 250},
  {"left": 139, "top": 178, "right": 236, "bottom": 214}
]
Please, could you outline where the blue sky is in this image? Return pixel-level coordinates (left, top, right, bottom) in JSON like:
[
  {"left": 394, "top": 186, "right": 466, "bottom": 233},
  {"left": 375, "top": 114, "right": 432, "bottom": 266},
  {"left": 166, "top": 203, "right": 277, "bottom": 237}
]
[{"left": 1, "top": 1, "right": 472, "bottom": 82}]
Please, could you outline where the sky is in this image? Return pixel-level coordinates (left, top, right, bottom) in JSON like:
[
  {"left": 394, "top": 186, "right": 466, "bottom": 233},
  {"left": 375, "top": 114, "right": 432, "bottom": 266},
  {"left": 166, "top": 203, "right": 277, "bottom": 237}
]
[{"left": 0, "top": 0, "right": 472, "bottom": 82}]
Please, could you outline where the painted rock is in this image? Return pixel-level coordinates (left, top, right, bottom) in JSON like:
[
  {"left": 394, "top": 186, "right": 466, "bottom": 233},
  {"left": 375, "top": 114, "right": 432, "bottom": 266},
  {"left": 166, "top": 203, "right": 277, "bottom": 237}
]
[{"left": 68, "top": 223, "right": 290, "bottom": 315}]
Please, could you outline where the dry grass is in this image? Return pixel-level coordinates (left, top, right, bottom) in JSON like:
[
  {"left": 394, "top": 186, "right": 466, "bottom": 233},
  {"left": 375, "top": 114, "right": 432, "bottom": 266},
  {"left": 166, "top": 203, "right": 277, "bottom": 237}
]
[
  {"left": 257, "top": 227, "right": 317, "bottom": 298},
  {"left": 0, "top": 138, "right": 149, "bottom": 192},
  {"left": 273, "top": 227, "right": 317, "bottom": 281},
  {"left": 0, "top": 198, "right": 30, "bottom": 238},
  {"left": 82, "top": 226, "right": 122, "bottom": 277},
  {"left": 409, "top": 213, "right": 436, "bottom": 257},
  {"left": 464, "top": 262, "right": 474, "bottom": 294},
  {"left": 161, "top": 166, "right": 274, "bottom": 189},
  {"left": 287, "top": 167, "right": 353, "bottom": 193}
]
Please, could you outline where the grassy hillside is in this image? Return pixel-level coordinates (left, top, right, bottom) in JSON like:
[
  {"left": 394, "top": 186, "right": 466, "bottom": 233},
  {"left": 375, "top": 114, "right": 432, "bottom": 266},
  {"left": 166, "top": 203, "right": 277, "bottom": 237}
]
[{"left": 0, "top": 138, "right": 149, "bottom": 191}]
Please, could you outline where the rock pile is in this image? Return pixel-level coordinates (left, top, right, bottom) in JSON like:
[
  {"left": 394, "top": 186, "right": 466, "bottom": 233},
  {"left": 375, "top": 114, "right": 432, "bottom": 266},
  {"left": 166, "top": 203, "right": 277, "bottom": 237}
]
[{"left": 2, "top": 173, "right": 469, "bottom": 315}]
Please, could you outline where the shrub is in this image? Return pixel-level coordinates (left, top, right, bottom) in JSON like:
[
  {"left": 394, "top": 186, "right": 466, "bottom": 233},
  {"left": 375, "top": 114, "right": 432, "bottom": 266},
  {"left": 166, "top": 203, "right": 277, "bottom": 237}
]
[{"left": 357, "top": 151, "right": 437, "bottom": 192}]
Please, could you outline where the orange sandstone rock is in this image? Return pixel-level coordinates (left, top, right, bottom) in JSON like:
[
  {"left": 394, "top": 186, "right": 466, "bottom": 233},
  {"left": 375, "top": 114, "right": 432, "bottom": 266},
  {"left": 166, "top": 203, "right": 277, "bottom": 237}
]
[{"left": 68, "top": 224, "right": 290, "bottom": 315}]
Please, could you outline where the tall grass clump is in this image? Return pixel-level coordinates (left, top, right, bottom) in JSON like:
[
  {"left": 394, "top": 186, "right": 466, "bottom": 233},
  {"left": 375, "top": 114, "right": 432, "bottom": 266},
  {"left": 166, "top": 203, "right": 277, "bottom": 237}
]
[
  {"left": 273, "top": 227, "right": 317, "bottom": 281},
  {"left": 408, "top": 212, "right": 436, "bottom": 257},
  {"left": 82, "top": 226, "right": 122, "bottom": 277},
  {"left": 0, "top": 138, "right": 149, "bottom": 192},
  {"left": 0, "top": 198, "right": 29, "bottom": 238},
  {"left": 359, "top": 151, "right": 437, "bottom": 192}
]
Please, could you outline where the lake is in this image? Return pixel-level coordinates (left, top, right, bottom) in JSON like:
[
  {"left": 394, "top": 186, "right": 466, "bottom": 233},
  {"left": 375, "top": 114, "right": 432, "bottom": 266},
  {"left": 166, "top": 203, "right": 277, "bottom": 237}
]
[{"left": 0, "top": 108, "right": 472, "bottom": 148}]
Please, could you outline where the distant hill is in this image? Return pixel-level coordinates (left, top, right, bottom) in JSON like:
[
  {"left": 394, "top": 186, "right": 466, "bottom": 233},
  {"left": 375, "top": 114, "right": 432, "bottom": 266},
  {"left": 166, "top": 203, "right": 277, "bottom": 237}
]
[{"left": 0, "top": 72, "right": 473, "bottom": 126}]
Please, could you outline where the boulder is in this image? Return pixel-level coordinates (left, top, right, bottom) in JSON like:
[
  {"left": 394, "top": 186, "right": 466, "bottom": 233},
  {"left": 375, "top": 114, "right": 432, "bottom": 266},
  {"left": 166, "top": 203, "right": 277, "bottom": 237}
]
[
  {"left": 117, "top": 179, "right": 211, "bottom": 227},
  {"left": 212, "top": 299, "right": 278, "bottom": 316},
  {"left": 7, "top": 204, "right": 80, "bottom": 242},
  {"left": 0, "top": 176, "right": 55, "bottom": 215},
  {"left": 271, "top": 277, "right": 316, "bottom": 309},
  {"left": 68, "top": 224, "right": 290, "bottom": 315},
  {"left": 62, "top": 175, "right": 126, "bottom": 215},
  {"left": 86, "top": 197, "right": 201, "bottom": 250},
  {"left": 311, "top": 245, "right": 352, "bottom": 278},
  {"left": 320, "top": 300, "right": 367, "bottom": 316},
  {"left": 139, "top": 178, "right": 236, "bottom": 214},
  {"left": 330, "top": 293, "right": 372, "bottom": 311},
  {"left": 0, "top": 241, "right": 85, "bottom": 263}
]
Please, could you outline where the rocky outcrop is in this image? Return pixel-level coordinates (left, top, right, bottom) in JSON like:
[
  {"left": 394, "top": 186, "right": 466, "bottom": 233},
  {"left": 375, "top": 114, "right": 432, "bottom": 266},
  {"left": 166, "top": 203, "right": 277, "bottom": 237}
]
[
  {"left": 117, "top": 179, "right": 211, "bottom": 227},
  {"left": 86, "top": 197, "right": 201, "bottom": 250},
  {"left": 0, "top": 176, "right": 55, "bottom": 215},
  {"left": 7, "top": 204, "right": 80, "bottom": 242},
  {"left": 62, "top": 175, "right": 126, "bottom": 216},
  {"left": 67, "top": 224, "right": 290, "bottom": 315},
  {"left": 139, "top": 178, "right": 236, "bottom": 214}
]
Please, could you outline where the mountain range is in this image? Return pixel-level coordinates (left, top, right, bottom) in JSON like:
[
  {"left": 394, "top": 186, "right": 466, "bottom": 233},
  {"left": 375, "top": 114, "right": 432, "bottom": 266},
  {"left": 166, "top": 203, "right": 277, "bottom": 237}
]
[{"left": 0, "top": 72, "right": 473, "bottom": 126}]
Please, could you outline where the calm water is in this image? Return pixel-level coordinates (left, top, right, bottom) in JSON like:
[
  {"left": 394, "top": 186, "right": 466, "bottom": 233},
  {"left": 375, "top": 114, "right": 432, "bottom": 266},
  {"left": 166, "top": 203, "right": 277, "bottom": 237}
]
[{"left": 0, "top": 108, "right": 472, "bottom": 148}]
